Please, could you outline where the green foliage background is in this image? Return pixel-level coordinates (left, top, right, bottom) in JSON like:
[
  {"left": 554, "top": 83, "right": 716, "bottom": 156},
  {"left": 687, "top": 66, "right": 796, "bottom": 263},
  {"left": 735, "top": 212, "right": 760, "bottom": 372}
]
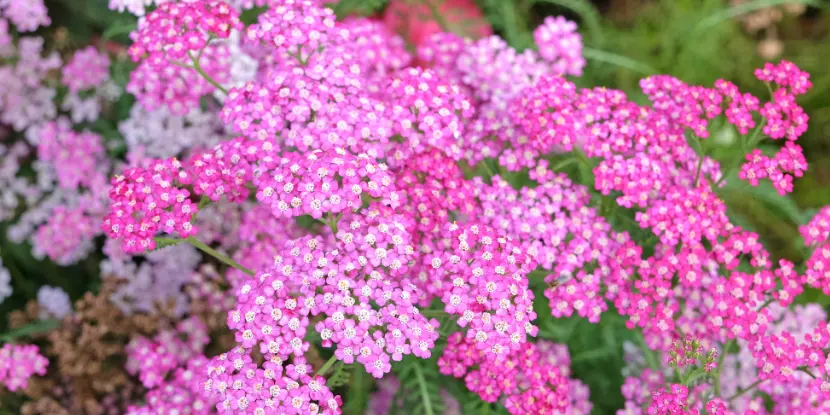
[{"left": 1, "top": 1, "right": 829, "bottom": 414}]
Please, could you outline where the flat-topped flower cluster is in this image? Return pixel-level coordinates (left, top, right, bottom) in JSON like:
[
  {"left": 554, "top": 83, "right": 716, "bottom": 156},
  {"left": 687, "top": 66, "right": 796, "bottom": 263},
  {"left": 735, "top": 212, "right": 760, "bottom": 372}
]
[{"left": 0, "top": 0, "right": 826, "bottom": 414}]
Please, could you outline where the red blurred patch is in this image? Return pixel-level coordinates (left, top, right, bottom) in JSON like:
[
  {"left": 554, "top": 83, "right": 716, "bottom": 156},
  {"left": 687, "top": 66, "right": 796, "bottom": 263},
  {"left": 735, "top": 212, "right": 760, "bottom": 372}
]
[{"left": 383, "top": 0, "right": 492, "bottom": 47}]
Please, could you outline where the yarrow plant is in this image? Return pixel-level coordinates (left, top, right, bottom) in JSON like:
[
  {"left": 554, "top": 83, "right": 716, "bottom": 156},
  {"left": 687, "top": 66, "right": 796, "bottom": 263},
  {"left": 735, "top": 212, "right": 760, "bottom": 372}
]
[{"left": 0, "top": 1, "right": 828, "bottom": 415}]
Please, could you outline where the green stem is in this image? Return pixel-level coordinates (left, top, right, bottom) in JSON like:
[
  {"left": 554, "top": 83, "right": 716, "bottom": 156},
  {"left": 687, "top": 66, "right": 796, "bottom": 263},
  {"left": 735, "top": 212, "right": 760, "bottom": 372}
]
[
  {"left": 188, "top": 51, "right": 228, "bottom": 95},
  {"left": 714, "top": 340, "right": 735, "bottom": 396},
  {"left": 489, "top": 158, "right": 503, "bottom": 177},
  {"left": 198, "top": 195, "right": 211, "bottom": 210},
  {"left": 553, "top": 157, "right": 580, "bottom": 172},
  {"left": 728, "top": 378, "right": 765, "bottom": 402},
  {"left": 316, "top": 354, "right": 338, "bottom": 377},
  {"left": 185, "top": 236, "right": 254, "bottom": 276},
  {"left": 419, "top": 309, "right": 450, "bottom": 317},
  {"left": 412, "top": 362, "right": 436, "bottom": 415},
  {"left": 683, "top": 367, "right": 710, "bottom": 387},
  {"left": 686, "top": 134, "right": 706, "bottom": 187},
  {"left": 798, "top": 366, "right": 817, "bottom": 379},
  {"left": 715, "top": 119, "right": 766, "bottom": 187},
  {"left": 636, "top": 332, "right": 660, "bottom": 372},
  {"left": 190, "top": 195, "right": 211, "bottom": 223},
  {"left": 694, "top": 155, "right": 705, "bottom": 187},
  {"left": 574, "top": 148, "right": 593, "bottom": 168},
  {"left": 758, "top": 298, "right": 774, "bottom": 311},
  {"left": 527, "top": 269, "right": 552, "bottom": 281},
  {"left": 326, "top": 213, "right": 341, "bottom": 235},
  {"left": 4, "top": 260, "right": 37, "bottom": 298}
]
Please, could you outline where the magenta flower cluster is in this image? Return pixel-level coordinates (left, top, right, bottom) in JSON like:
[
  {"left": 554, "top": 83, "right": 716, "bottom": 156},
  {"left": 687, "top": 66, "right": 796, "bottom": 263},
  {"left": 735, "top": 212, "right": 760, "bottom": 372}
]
[
  {"left": 102, "top": 158, "right": 199, "bottom": 253},
  {"left": 1, "top": 0, "right": 828, "bottom": 414}
]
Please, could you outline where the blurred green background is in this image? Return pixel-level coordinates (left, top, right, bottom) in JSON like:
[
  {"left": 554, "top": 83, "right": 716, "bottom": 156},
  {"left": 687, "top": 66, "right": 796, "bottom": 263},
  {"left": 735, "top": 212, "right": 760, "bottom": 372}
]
[{"left": 2, "top": 0, "right": 829, "bottom": 413}]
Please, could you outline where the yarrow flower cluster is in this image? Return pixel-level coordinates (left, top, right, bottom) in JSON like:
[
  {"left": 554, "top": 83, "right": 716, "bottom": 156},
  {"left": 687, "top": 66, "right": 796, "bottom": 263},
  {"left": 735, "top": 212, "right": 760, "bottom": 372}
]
[
  {"left": 0, "top": 36, "right": 60, "bottom": 134},
  {"left": 384, "top": 67, "right": 474, "bottom": 160},
  {"left": 102, "top": 158, "right": 199, "bottom": 253},
  {"left": 61, "top": 46, "right": 111, "bottom": 93},
  {"left": 2, "top": 0, "right": 829, "bottom": 414},
  {"left": 0, "top": 344, "right": 49, "bottom": 392},
  {"left": 36, "top": 285, "right": 72, "bottom": 318},
  {"left": 251, "top": 148, "right": 401, "bottom": 219},
  {"left": 0, "top": 0, "right": 50, "bottom": 32},
  {"left": 533, "top": 16, "right": 585, "bottom": 76},
  {"left": 244, "top": 0, "right": 339, "bottom": 64},
  {"left": 802, "top": 207, "right": 830, "bottom": 294},
  {"left": 439, "top": 335, "right": 577, "bottom": 414},
  {"left": 126, "top": 1, "right": 241, "bottom": 114},
  {"left": 203, "top": 346, "right": 342, "bottom": 413},
  {"left": 736, "top": 61, "right": 812, "bottom": 195},
  {"left": 428, "top": 222, "right": 537, "bottom": 358},
  {"left": 126, "top": 317, "right": 210, "bottom": 389},
  {"left": 37, "top": 121, "right": 106, "bottom": 190},
  {"left": 127, "top": 1, "right": 240, "bottom": 63},
  {"left": 119, "top": 105, "right": 225, "bottom": 158},
  {"left": 103, "top": 239, "right": 204, "bottom": 317}
]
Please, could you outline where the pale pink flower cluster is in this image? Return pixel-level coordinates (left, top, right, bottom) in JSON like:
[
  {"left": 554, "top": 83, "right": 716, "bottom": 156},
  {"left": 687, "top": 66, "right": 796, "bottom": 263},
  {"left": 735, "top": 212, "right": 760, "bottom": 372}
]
[{"left": 0, "top": 344, "right": 48, "bottom": 392}]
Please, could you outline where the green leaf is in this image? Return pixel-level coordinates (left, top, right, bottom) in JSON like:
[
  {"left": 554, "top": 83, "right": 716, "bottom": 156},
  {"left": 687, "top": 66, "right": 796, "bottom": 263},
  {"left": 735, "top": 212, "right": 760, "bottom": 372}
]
[
  {"left": 329, "top": 0, "right": 388, "bottom": 18},
  {"left": 102, "top": 19, "right": 137, "bottom": 42},
  {"left": 691, "top": 0, "right": 822, "bottom": 34},
  {"left": 583, "top": 47, "right": 657, "bottom": 75},
  {"left": 152, "top": 237, "right": 185, "bottom": 252},
  {"left": 343, "top": 365, "right": 370, "bottom": 415},
  {"left": 394, "top": 356, "right": 445, "bottom": 415},
  {"left": 328, "top": 362, "right": 351, "bottom": 388},
  {"left": 0, "top": 319, "right": 60, "bottom": 343},
  {"left": 240, "top": 6, "right": 269, "bottom": 25},
  {"left": 463, "top": 400, "right": 498, "bottom": 415},
  {"left": 721, "top": 171, "right": 804, "bottom": 227},
  {"left": 500, "top": 0, "right": 534, "bottom": 50},
  {"left": 719, "top": 174, "right": 804, "bottom": 259},
  {"left": 571, "top": 346, "right": 614, "bottom": 363}
]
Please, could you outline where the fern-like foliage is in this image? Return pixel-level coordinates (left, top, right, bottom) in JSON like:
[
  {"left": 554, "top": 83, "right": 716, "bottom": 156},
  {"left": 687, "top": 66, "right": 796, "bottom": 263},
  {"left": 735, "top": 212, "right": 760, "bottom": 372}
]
[
  {"left": 462, "top": 400, "right": 509, "bottom": 415},
  {"left": 476, "top": 0, "right": 507, "bottom": 32},
  {"left": 328, "top": 362, "right": 351, "bottom": 388},
  {"left": 443, "top": 378, "right": 510, "bottom": 415},
  {"left": 476, "top": 0, "right": 535, "bottom": 49},
  {"left": 342, "top": 365, "right": 370, "bottom": 415},
  {"left": 394, "top": 356, "right": 445, "bottom": 415},
  {"left": 150, "top": 237, "right": 183, "bottom": 252}
]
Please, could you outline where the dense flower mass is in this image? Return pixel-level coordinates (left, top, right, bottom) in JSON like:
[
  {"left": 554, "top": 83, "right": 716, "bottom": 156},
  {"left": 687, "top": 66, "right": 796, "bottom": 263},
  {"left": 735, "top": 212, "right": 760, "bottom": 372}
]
[
  {"left": 102, "top": 158, "right": 199, "bottom": 253},
  {"left": 1, "top": 0, "right": 828, "bottom": 414},
  {"left": 0, "top": 0, "right": 50, "bottom": 32},
  {"left": 0, "top": 36, "right": 60, "bottom": 133},
  {"left": 127, "top": 1, "right": 241, "bottom": 63},
  {"left": 125, "top": 0, "right": 240, "bottom": 115},
  {"left": 534, "top": 16, "right": 585, "bottom": 76},
  {"left": 0, "top": 259, "right": 11, "bottom": 305},
  {"left": 62, "top": 46, "right": 111, "bottom": 93},
  {"left": 36, "top": 285, "right": 72, "bottom": 318},
  {"left": 37, "top": 121, "right": 106, "bottom": 190},
  {"left": 0, "top": 344, "right": 48, "bottom": 392}
]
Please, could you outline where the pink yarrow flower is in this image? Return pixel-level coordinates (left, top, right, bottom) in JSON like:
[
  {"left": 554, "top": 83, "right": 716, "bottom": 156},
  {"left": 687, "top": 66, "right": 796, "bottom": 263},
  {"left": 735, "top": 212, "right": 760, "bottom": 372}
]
[{"left": 0, "top": 344, "right": 48, "bottom": 392}]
